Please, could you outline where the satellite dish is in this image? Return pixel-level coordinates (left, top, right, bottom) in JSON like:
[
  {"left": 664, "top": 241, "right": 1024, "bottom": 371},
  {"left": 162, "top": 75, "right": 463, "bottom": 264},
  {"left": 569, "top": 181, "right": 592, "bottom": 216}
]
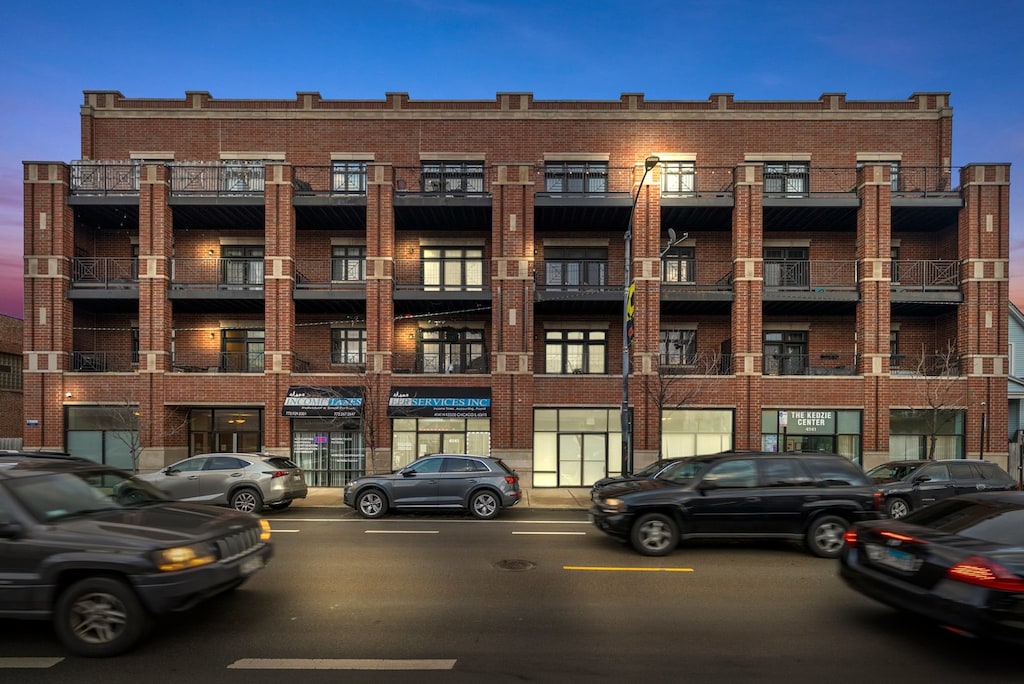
[{"left": 667, "top": 228, "right": 676, "bottom": 244}]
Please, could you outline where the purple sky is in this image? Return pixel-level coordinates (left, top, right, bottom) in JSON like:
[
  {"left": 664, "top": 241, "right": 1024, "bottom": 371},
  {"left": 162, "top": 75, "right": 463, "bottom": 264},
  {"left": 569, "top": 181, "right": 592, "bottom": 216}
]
[{"left": 2, "top": 0, "right": 1021, "bottom": 320}]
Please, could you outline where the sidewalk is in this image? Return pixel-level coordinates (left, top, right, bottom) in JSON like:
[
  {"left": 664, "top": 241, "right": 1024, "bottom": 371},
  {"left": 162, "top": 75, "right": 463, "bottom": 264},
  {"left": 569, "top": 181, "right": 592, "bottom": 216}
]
[{"left": 294, "top": 487, "right": 591, "bottom": 510}]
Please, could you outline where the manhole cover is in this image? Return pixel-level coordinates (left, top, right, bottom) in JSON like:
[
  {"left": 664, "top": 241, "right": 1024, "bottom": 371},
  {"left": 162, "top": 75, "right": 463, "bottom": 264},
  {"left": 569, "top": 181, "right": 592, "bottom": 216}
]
[{"left": 494, "top": 559, "right": 536, "bottom": 572}]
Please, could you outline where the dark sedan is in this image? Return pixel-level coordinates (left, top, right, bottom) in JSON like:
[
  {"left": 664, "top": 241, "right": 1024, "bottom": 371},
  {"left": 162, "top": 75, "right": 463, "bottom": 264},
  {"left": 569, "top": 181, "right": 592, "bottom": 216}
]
[
  {"left": 866, "top": 459, "right": 1019, "bottom": 519},
  {"left": 839, "top": 492, "right": 1024, "bottom": 645}
]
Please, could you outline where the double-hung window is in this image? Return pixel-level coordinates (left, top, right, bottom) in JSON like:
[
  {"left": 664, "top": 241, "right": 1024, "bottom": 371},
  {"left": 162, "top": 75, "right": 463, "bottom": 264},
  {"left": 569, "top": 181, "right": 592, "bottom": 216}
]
[
  {"left": 662, "top": 247, "right": 695, "bottom": 284},
  {"left": 332, "top": 246, "right": 366, "bottom": 282},
  {"left": 422, "top": 248, "right": 484, "bottom": 291},
  {"left": 763, "top": 331, "right": 807, "bottom": 376},
  {"left": 419, "top": 328, "right": 486, "bottom": 374},
  {"left": 544, "top": 247, "right": 607, "bottom": 288},
  {"left": 222, "top": 329, "right": 265, "bottom": 373},
  {"left": 545, "top": 330, "right": 607, "bottom": 374},
  {"left": 331, "top": 328, "right": 366, "bottom": 366},
  {"left": 221, "top": 246, "right": 264, "bottom": 289},
  {"left": 662, "top": 161, "right": 696, "bottom": 195},
  {"left": 764, "top": 162, "right": 808, "bottom": 196},
  {"left": 332, "top": 161, "right": 367, "bottom": 194},
  {"left": 545, "top": 162, "right": 608, "bottom": 193},
  {"left": 660, "top": 330, "right": 697, "bottom": 367}
]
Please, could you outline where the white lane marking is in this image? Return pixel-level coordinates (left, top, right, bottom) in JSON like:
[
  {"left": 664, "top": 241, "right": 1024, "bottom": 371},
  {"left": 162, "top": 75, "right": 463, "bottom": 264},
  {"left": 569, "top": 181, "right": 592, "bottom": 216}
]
[
  {"left": 281, "top": 518, "right": 589, "bottom": 525},
  {"left": 228, "top": 658, "right": 456, "bottom": 670},
  {"left": 0, "top": 658, "right": 63, "bottom": 668},
  {"left": 268, "top": 529, "right": 300, "bottom": 533},
  {"left": 365, "top": 530, "right": 440, "bottom": 534},
  {"left": 512, "top": 531, "right": 587, "bottom": 536}
]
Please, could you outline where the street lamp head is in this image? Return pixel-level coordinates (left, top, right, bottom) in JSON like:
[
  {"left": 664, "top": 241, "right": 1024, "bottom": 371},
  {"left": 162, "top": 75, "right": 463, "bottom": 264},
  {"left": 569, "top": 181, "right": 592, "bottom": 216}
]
[{"left": 644, "top": 155, "right": 660, "bottom": 171}]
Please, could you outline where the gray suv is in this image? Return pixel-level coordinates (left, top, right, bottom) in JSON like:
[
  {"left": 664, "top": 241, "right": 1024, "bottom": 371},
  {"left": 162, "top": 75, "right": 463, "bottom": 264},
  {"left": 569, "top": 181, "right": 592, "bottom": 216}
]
[
  {"left": 344, "top": 454, "right": 521, "bottom": 519},
  {"left": 0, "top": 452, "right": 272, "bottom": 656}
]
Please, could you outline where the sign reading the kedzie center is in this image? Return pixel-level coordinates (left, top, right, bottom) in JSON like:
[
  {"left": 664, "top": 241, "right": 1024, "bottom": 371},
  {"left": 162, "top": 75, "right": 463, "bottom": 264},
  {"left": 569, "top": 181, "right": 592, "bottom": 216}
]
[{"left": 783, "top": 410, "right": 836, "bottom": 434}]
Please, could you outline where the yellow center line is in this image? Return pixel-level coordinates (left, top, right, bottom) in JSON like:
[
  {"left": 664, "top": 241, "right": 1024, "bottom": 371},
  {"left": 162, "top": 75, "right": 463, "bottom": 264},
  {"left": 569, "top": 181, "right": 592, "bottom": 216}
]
[{"left": 563, "top": 565, "right": 694, "bottom": 573}]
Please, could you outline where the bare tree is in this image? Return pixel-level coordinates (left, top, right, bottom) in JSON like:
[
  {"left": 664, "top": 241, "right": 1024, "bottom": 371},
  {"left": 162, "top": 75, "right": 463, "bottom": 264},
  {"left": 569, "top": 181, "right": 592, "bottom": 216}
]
[
  {"left": 900, "top": 341, "right": 965, "bottom": 460},
  {"left": 642, "top": 351, "right": 729, "bottom": 458},
  {"left": 357, "top": 370, "right": 388, "bottom": 475},
  {"left": 103, "top": 395, "right": 189, "bottom": 473}
]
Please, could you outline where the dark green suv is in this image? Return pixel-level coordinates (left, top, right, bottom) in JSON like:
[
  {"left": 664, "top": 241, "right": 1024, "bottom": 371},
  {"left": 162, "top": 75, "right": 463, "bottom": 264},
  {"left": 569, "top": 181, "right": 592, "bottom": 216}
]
[{"left": 0, "top": 452, "right": 273, "bottom": 657}]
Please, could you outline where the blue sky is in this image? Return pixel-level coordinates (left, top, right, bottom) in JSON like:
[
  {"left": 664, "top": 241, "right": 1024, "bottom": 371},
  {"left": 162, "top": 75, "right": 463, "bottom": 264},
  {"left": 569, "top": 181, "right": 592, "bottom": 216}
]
[{"left": 1, "top": 0, "right": 1021, "bottom": 319}]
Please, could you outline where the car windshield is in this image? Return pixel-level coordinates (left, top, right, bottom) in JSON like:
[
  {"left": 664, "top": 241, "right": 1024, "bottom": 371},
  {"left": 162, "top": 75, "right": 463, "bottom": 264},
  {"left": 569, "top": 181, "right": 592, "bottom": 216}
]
[
  {"left": 633, "top": 460, "right": 671, "bottom": 478},
  {"left": 904, "top": 497, "right": 1024, "bottom": 546},
  {"left": 6, "top": 469, "right": 169, "bottom": 523},
  {"left": 866, "top": 462, "right": 922, "bottom": 483},
  {"left": 655, "top": 459, "right": 709, "bottom": 485}
]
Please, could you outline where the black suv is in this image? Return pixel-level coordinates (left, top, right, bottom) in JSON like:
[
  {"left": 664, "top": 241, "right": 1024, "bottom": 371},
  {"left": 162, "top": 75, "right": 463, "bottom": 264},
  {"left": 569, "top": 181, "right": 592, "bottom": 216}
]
[
  {"left": 866, "top": 459, "right": 1020, "bottom": 519},
  {"left": 589, "top": 450, "right": 883, "bottom": 558},
  {"left": 0, "top": 452, "right": 273, "bottom": 657}
]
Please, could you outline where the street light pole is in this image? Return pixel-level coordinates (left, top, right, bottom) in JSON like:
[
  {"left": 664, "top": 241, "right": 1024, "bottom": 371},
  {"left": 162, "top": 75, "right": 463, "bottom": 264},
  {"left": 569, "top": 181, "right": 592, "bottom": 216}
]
[{"left": 621, "top": 155, "right": 660, "bottom": 477}]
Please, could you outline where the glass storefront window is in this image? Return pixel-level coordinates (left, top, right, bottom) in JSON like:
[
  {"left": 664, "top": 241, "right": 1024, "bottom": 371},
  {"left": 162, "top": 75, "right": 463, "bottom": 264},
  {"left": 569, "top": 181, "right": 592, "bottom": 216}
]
[{"left": 391, "top": 417, "right": 491, "bottom": 470}]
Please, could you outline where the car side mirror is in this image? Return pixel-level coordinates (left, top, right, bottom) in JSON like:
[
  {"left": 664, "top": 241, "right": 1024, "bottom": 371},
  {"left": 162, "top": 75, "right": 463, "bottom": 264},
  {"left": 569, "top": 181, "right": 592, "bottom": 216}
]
[
  {"left": 401, "top": 468, "right": 416, "bottom": 477},
  {"left": 696, "top": 479, "right": 718, "bottom": 491},
  {"left": 914, "top": 475, "right": 932, "bottom": 484},
  {"left": 0, "top": 520, "right": 24, "bottom": 539}
]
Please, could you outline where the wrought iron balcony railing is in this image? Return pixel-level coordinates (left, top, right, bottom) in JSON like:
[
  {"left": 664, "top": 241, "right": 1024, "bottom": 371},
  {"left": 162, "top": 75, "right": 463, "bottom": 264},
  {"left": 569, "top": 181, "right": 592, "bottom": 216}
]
[
  {"left": 660, "top": 260, "right": 734, "bottom": 290},
  {"left": 763, "top": 260, "right": 858, "bottom": 291},
  {"left": 71, "top": 258, "right": 139, "bottom": 287},
  {"left": 762, "top": 353, "right": 859, "bottom": 376},
  {"left": 393, "top": 259, "right": 489, "bottom": 292},
  {"left": 294, "top": 258, "right": 367, "bottom": 290},
  {"left": 170, "top": 258, "right": 265, "bottom": 290},
  {"left": 69, "top": 351, "right": 136, "bottom": 372},
  {"left": 891, "top": 260, "right": 960, "bottom": 290},
  {"left": 890, "top": 354, "right": 962, "bottom": 376},
  {"left": 392, "top": 352, "right": 489, "bottom": 375},
  {"left": 658, "top": 352, "right": 733, "bottom": 375},
  {"left": 169, "top": 161, "right": 266, "bottom": 196},
  {"left": 170, "top": 352, "right": 265, "bottom": 373},
  {"left": 69, "top": 161, "right": 140, "bottom": 195}
]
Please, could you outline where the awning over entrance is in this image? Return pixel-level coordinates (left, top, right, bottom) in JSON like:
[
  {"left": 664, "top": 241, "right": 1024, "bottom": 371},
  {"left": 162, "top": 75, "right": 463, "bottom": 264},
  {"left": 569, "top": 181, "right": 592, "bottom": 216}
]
[
  {"left": 283, "top": 386, "right": 363, "bottom": 418},
  {"left": 388, "top": 386, "right": 491, "bottom": 418}
]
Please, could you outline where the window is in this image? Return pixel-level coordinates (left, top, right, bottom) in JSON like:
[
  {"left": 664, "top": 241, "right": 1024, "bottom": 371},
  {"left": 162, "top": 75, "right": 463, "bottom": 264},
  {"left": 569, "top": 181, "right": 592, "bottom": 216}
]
[
  {"left": 702, "top": 460, "right": 757, "bottom": 488},
  {"left": 421, "top": 161, "right": 484, "bottom": 193},
  {"left": 545, "top": 162, "right": 608, "bottom": 193},
  {"left": 332, "top": 246, "right": 366, "bottom": 281},
  {"left": 332, "top": 161, "right": 367, "bottom": 193},
  {"left": 221, "top": 329, "right": 265, "bottom": 373},
  {"left": 0, "top": 352, "right": 22, "bottom": 390},
  {"left": 221, "top": 246, "right": 264, "bottom": 288},
  {"left": 891, "top": 245, "right": 901, "bottom": 283},
  {"left": 662, "top": 161, "right": 696, "bottom": 195},
  {"left": 222, "top": 161, "right": 265, "bottom": 193},
  {"left": 764, "top": 162, "right": 808, "bottom": 196},
  {"left": 763, "top": 331, "right": 807, "bottom": 376},
  {"left": 545, "top": 330, "right": 607, "bottom": 374},
  {"left": 422, "top": 247, "right": 484, "bottom": 291},
  {"left": 764, "top": 247, "right": 808, "bottom": 288},
  {"left": 662, "top": 247, "right": 695, "bottom": 284},
  {"left": 533, "top": 408, "right": 618, "bottom": 486},
  {"left": 131, "top": 327, "right": 139, "bottom": 365},
  {"left": 331, "top": 328, "right": 366, "bottom": 365},
  {"left": 660, "top": 330, "right": 697, "bottom": 366},
  {"left": 544, "top": 247, "right": 608, "bottom": 288},
  {"left": 890, "top": 330, "right": 902, "bottom": 370},
  {"left": 889, "top": 409, "right": 964, "bottom": 460},
  {"left": 419, "top": 328, "right": 486, "bottom": 374}
]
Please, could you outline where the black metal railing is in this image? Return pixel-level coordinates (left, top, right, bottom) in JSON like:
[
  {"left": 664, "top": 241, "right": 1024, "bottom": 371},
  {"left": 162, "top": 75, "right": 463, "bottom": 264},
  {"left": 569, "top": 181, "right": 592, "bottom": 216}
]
[
  {"left": 891, "top": 260, "right": 960, "bottom": 290},
  {"left": 890, "top": 354, "right": 962, "bottom": 376},
  {"left": 170, "top": 352, "right": 265, "bottom": 373},
  {"left": 763, "top": 353, "right": 859, "bottom": 376},
  {"left": 763, "top": 260, "right": 858, "bottom": 291},
  {"left": 170, "top": 258, "right": 265, "bottom": 290},
  {"left": 169, "top": 162, "right": 266, "bottom": 196},
  {"left": 658, "top": 352, "right": 733, "bottom": 375},
  {"left": 69, "top": 161, "right": 140, "bottom": 195},
  {"left": 392, "top": 352, "right": 489, "bottom": 375},
  {"left": 660, "top": 260, "right": 734, "bottom": 290},
  {"left": 71, "top": 258, "right": 139, "bottom": 287},
  {"left": 69, "top": 351, "right": 136, "bottom": 372}
]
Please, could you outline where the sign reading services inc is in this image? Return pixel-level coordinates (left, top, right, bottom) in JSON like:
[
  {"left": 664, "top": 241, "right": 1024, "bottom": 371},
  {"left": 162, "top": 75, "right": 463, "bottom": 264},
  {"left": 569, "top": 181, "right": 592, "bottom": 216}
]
[
  {"left": 388, "top": 386, "right": 491, "bottom": 418},
  {"left": 282, "top": 386, "right": 362, "bottom": 418},
  {"left": 779, "top": 409, "right": 836, "bottom": 435}
]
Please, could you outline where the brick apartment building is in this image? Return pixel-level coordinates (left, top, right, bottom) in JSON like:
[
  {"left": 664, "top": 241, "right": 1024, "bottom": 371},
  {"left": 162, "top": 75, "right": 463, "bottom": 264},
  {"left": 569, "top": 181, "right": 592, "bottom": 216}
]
[
  {"left": 21, "top": 90, "right": 1009, "bottom": 487},
  {"left": 0, "top": 313, "right": 23, "bottom": 443}
]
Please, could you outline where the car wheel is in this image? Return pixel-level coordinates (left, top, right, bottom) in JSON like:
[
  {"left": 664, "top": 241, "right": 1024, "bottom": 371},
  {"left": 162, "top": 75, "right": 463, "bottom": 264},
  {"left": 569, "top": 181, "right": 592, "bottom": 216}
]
[
  {"left": 630, "top": 513, "right": 679, "bottom": 556},
  {"left": 469, "top": 490, "right": 500, "bottom": 519},
  {"left": 230, "top": 488, "right": 263, "bottom": 513},
  {"left": 267, "top": 500, "right": 292, "bottom": 510},
  {"left": 54, "top": 577, "right": 151, "bottom": 658},
  {"left": 805, "top": 515, "right": 848, "bottom": 558},
  {"left": 355, "top": 488, "right": 387, "bottom": 519},
  {"left": 886, "top": 497, "right": 910, "bottom": 519}
]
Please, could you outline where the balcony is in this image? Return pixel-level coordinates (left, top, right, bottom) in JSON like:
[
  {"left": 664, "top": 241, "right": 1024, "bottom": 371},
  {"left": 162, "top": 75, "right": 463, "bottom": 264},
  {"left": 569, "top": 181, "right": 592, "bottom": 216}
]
[
  {"left": 68, "top": 258, "right": 139, "bottom": 300},
  {"left": 660, "top": 166, "right": 735, "bottom": 232},
  {"left": 890, "top": 354, "right": 962, "bottom": 377},
  {"left": 393, "top": 259, "right": 490, "bottom": 302},
  {"left": 169, "top": 258, "right": 265, "bottom": 312},
  {"left": 392, "top": 352, "right": 489, "bottom": 375},
  {"left": 660, "top": 259, "right": 734, "bottom": 314},
  {"left": 393, "top": 165, "right": 492, "bottom": 231},
  {"left": 70, "top": 161, "right": 140, "bottom": 196},
  {"left": 762, "top": 353, "right": 859, "bottom": 377},
  {"left": 658, "top": 352, "right": 733, "bottom": 376},
  {"left": 293, "top": 258, "right": 366, "bottom": 313},
  {"left": 292, "top": 165, "right": 367, "bottom": 230},
  {"left": 170, "top": 351, "right": 265, "bottom": 374},
  {"left": 168, "top": 162, "right": 266, "bottom": 230},
  {"left": 69, "top": 351, "right": 136, "bottom": 373}
]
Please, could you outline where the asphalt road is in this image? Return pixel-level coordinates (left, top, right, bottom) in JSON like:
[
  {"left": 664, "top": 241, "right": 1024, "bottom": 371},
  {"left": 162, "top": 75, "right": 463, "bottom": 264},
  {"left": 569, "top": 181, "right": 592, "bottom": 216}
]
[{"left": 1, "top": 508, "right": 1020, "bottom": 683}]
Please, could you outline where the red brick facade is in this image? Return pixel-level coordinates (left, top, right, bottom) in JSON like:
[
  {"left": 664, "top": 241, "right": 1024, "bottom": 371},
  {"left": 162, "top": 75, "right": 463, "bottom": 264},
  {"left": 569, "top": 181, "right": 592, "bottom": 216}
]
[{"left": 22, "top": 90, "right": 1010, "bottom": 483}]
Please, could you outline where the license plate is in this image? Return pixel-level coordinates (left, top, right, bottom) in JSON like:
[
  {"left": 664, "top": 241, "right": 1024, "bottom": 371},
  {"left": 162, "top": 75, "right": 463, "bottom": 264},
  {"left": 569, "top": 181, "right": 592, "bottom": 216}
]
[
  {"left": 865, "top": 543, "right": 920, "bottom": 572},
  {"left": 239, "top": 555, "right": 265, "bottom": 576}
]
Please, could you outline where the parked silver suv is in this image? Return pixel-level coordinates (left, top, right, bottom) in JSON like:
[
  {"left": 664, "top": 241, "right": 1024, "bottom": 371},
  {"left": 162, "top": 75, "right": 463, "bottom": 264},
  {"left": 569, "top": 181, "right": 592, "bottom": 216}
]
[
  {"left": 344, "top": 453, "right": 521, "bottom": 519},
  {"left": 138, "top": 452, "right": 308, "bottom": 513}
]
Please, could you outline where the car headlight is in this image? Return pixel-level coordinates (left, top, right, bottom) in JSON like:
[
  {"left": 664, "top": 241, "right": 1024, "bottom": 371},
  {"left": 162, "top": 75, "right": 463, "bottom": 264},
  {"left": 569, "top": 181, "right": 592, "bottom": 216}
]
[
  {"left": 345, "top": 481, "right": 360, "bottom": 493},
  {"left": 153, "top": 543, "right": 217, "bottom": 572},
  {"left": 599, "top": 497, "right": 627, "bottom": 513}
]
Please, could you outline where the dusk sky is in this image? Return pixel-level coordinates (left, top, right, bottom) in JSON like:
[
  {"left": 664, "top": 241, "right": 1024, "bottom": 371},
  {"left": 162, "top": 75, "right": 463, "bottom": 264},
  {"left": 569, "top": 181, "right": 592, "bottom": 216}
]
[{"left": 1, "top": 0, "right": 1021, "bottom": 320}]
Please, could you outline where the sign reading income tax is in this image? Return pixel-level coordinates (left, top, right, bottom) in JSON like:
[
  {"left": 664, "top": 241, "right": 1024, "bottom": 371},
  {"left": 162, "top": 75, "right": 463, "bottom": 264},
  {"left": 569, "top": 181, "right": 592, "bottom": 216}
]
[{"left": 778, "top": 410, "right": 835, "bottom": 435}]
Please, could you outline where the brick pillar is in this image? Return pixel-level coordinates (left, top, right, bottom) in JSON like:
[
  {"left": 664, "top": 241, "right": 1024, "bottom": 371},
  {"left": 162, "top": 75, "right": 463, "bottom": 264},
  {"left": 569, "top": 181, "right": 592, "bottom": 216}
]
[
  {"left": 23, "top": 162, "right": 73, "bottom": 451},
  {"left": 631, "top": 164, "right": 662, "bottom": 459},
  {"left": 263, "top": 163, "right": 296, "bottom": 451},
  {"left": 959, "top": 164, "right": 1010, "bottom": 462},
  {"left": 855, "top": 163, "right": 893, "bottom": 462},
  {"left": 731, "top": 163, "right": 764, "bottom": 449},
  {"left": 137, "top": 162, "right": 172, "bottom": 468},
  {"left": 490, "top": 163, "right": 535, "bottom": 472},
  {"left": 365, "top": 163, "right": 395, "bottom": 472}
]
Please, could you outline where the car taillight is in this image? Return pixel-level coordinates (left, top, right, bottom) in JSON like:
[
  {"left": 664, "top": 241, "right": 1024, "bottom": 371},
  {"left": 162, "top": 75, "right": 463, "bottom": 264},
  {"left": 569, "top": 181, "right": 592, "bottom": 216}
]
[
  {"left": 843, "top": 529, "right": 858, "bottom": 546},
  {"left": 264, "top": 471, "right": 289, "bottom": 479},
  {"left": 946, "top": 556, "right": 1024, "bottom": 591},
  {"left": 505, "top": 475, "right": 518, "bottom": 486},
  {"left": 872, "top": 490, "right": 884, "bottom": 511}
]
